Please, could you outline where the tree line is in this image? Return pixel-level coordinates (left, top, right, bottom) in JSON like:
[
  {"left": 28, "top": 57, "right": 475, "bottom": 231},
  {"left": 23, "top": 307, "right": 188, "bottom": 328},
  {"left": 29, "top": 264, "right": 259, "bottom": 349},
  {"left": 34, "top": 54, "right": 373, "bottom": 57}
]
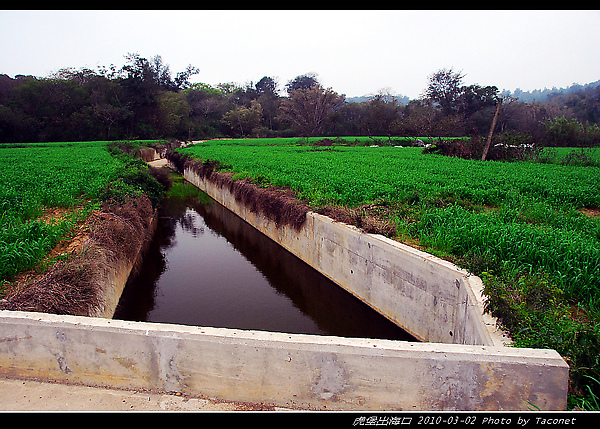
[
  {"left": 501, "top": 80, "right": 600, "bottom": 104},
  {"left": 0, "top": 54, "right": 599, "bottom": 147}
]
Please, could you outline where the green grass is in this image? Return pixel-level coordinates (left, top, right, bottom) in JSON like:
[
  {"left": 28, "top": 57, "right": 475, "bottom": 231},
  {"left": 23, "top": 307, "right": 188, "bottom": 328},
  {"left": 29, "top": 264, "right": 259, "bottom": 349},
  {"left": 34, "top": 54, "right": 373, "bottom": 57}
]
[
  {"left": 0, "top": 140, "right": 166, "bottom": 283},
  {"left": 181, "top": 140, "right": 600, "bottom": 208},
  {"left": 170, "top": 175, "right": 207, "bottom": 200},
  {"left": 178, "top": 137, "right": 600, "bottom": 408},
  {"left": 178, "top": 141, "right": 600, "bottom": 310},
  {"left": 1, "top": 142, "right": 121, "bottom": 281},
  {"left": 2, "top": 137, "right": 598, "bottom": 408},
  {"left": 537, "top": 147, "right": 600, "bottom": 167}
]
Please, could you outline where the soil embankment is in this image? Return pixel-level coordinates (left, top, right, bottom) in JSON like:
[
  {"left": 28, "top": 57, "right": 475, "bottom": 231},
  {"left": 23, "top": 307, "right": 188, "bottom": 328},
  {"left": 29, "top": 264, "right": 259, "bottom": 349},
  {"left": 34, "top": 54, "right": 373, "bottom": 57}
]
[{"left": 0, "top": 195, "right": 156, "bottom": 318}]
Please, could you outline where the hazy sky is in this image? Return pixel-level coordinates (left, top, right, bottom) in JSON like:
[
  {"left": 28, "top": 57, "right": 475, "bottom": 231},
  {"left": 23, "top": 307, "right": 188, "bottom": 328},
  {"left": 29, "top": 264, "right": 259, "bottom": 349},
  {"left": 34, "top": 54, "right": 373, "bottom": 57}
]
[{"left": 1, "top": 9, "right": 599, "bottom": 99}]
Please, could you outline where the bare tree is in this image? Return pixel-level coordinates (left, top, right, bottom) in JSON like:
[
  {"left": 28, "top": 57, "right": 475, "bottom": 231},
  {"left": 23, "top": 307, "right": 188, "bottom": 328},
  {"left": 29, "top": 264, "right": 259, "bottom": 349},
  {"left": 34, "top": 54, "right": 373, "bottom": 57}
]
[{"left": 279, "top": 85, "right": 345, "bottom": 138}]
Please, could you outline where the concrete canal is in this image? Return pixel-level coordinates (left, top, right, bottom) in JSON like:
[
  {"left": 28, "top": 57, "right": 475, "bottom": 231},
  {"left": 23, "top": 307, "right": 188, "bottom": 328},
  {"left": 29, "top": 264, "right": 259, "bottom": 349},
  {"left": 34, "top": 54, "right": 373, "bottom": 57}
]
[
  {"left": 114, "top": 173, "right": 416, "bottom": 341},
  {"left": 0, "top": 166, "right": 568, "bottom": 410}
]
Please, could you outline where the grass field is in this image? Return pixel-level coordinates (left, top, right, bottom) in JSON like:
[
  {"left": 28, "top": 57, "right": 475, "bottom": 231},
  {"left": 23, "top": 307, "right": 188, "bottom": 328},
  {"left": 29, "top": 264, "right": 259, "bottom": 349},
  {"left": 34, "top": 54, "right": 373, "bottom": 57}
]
[
  {"left": 178, "top": 137, "right": 600, "bottom": 409},
  {"left": 0, "top": 140, "right": 164, "bottom": 284}
]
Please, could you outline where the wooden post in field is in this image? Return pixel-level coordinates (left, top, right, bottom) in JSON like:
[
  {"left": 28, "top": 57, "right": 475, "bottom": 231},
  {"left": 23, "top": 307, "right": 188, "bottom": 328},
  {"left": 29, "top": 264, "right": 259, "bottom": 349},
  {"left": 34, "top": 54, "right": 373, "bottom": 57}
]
[{"left": 481, "top": 98, "right": 503, "bottom": 161}]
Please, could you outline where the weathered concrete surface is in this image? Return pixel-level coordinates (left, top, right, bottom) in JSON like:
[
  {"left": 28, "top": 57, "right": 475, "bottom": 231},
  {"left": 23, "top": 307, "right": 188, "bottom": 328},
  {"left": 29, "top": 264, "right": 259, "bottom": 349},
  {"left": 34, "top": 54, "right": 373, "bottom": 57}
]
[
  {"left": 0, "top": 311, "right": 568, "bottom": 411},
  {"left": 148, "top": 158, "right": 168, "bottom": 168},
  {"left": 90, "top": 205, "right": 157, "bottom": 319},
  {"left": 169, "top": 160, "right": 568, "bottom": 410}
]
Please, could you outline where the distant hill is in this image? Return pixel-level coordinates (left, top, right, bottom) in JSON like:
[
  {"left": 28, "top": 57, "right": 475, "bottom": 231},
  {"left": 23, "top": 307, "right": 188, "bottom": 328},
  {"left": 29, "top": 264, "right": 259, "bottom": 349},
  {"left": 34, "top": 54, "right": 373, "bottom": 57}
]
[
  {"left": 501, "top": 79, "right": 600, "bottom": 103},
  {"left": 348, "top": 80, "right": 600, "bottom": 105},
  {"left": 347, "top": 94, "right": 410, "bottom": 105}
]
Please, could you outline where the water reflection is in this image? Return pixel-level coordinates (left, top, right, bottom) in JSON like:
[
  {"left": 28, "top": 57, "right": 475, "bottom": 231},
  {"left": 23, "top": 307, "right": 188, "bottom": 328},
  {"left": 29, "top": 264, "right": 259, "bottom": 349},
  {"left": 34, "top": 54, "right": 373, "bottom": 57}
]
[{"left": 115, "top": 175, "right": 415, "bottom": 341}]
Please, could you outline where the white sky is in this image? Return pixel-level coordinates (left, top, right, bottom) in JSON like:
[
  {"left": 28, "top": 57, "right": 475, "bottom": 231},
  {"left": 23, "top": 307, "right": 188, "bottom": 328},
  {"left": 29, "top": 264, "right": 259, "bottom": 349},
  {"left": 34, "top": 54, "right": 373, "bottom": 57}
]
[{"left": 1, "top": 9, "right": 599, "bottom": 99}]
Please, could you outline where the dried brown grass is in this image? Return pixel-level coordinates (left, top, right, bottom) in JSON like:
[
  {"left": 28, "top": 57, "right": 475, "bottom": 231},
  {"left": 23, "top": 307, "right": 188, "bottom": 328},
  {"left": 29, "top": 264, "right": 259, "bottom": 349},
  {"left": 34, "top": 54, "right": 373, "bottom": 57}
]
[
  {"left": 0, "top": 195, "right": 155, "bottom": 316},
  {"left": 167, "top": 151, "right": 309, "bottom": 230},
  {"left": 317, "top": 204, "right": 397, "bottom": 237}
]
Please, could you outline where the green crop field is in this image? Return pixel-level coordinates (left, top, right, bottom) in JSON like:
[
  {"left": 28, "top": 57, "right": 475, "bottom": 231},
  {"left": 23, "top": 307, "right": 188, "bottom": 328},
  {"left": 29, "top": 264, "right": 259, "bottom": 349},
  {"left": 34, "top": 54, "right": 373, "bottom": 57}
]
[
  {"left": 0, "top": 140, "right": 163, "bottom": 283},
  {"left": 183, "top": 138, "right": 600, "bottom": 208},
  {"left": 179, "top": 137, "right": 600, "bottom": 408}
]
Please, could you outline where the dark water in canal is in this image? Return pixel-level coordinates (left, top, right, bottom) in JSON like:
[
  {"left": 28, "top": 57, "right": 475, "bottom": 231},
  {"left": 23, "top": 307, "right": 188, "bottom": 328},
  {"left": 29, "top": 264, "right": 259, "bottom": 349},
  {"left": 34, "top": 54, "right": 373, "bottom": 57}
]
[{"left": 114, "top": 174, "right": 415, "bottom": 341}]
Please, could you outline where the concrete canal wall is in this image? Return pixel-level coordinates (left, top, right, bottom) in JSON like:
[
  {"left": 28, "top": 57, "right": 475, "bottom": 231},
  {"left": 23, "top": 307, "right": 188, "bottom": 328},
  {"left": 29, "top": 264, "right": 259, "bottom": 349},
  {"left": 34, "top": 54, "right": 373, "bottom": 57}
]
[
  {"left": 0, "top": 310, "right": 568, "bottom": 411},
  {"left": 183, "top": 166, "right": 505, "bottom": 346},
  {"left": 170, "top": 159, "right": 565, "bottom": 410}
]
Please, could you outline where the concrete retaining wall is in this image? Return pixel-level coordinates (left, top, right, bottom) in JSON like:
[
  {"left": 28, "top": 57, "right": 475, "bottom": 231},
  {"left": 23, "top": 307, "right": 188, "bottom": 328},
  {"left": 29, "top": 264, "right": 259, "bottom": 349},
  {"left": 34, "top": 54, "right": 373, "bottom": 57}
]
[
  {"left": 182, "top": 166, "right": 507, "bottom": 346},
  {"left": 170, "top": 163, "right": 567, "bottom": 409},
  {"left": 91, "top": 251, "right": 141, "bottom": 319},
  {"left": 0, "top": 310, "right": 568, "bottom": 411}
]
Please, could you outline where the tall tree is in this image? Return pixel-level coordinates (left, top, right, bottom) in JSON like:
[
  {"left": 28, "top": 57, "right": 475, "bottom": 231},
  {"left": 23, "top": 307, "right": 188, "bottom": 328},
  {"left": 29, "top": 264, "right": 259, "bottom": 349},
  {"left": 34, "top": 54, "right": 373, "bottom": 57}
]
[
  {"left": 154, "top": 91, "right": 191, "bottom": 138},
  {"left": 458, "top": 84, "right": 499, "bottom": 117},
  {"left": 222, "top": 100, "right": 262, "bottom": 137},
  {"left": 184, "top": 83, "right": 232, "bottom": 137},
  {"left": 458, "top": 84, "right": 500, "bottom": 135},
  {"left": 363, "top": 91, "right": 401, "bottom": 137},
  {"left": 255, "top": 76, "right": 278, "bottom": 95},
  {"left": 279, "top": 85, "right": 344, "bottom": 138},
  {"left": 255, "top": 76, "right": 280, "bottom": 131},
  {"left": 423, "top": 68, "right": 465, "bottom": 115},
  {"left": 285, "top": 73, "right": 319, "bottom": 94}
]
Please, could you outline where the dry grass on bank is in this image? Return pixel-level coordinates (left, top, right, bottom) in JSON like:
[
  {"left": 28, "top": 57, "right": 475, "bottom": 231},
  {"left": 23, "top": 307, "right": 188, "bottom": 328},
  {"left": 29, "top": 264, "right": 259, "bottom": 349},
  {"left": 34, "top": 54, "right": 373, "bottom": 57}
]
[{"left": 0, "top": 195, "right": 155, "bottom": 316}]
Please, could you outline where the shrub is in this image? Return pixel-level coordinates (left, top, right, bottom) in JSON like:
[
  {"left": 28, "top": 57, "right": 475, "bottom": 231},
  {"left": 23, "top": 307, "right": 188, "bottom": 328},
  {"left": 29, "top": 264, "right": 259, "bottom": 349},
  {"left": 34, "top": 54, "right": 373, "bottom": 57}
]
[{"left": 423, "top": 134, "right": 538, "bottom": 161}]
